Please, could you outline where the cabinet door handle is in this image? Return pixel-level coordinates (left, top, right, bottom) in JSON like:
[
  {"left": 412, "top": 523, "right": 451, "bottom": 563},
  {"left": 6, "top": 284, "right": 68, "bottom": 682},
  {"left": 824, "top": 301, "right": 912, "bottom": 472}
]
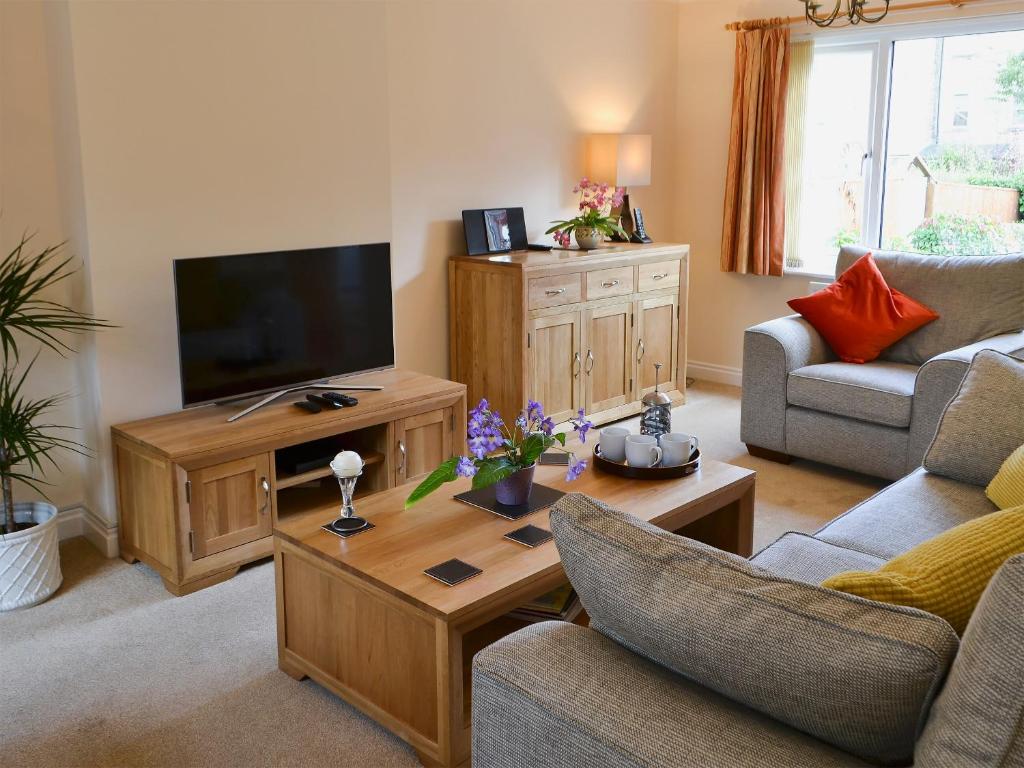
[
  {"left": 573, "top": 351, "right": 581, "bottom": 378},
  {"left": 602, "top": 279, "right": 619, "bottom": 288},
  {"left": 637, "top": 339, "right": 645, "bottom": 363},
  {"left": 585, "top": 349, "right": 595, "bottom": 375},
  {"left": 259, "top": 477, "right": 270, "bottom": 516},
  {"left": 545, "top": 288, "right": 566, "bottom": 296},
  {"left": 651, "top": 273, "right": 669, "bottom": 281},
  {"left": 398, "top": 440, "right": 407, "bottom": 473}
]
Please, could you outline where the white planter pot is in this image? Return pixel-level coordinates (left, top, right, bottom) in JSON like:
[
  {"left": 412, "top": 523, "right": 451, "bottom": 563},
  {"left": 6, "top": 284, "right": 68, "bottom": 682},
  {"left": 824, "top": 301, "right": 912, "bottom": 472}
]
[{"left": 0, "top": 501, "right": 63, "bottom": 611}]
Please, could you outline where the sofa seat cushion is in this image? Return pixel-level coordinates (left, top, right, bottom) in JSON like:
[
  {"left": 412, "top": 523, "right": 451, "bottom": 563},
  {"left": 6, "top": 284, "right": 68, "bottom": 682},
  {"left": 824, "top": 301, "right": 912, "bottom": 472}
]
[
  {"left": 817, "top": 468, "right": 997, "bottom": 560},
  {"left": 473, "top": 622, "right": 873, "bottom": 768},
  {"left": 787, "top": 361, "right": 918, "bottom": 427},
  {"left": 550, "top": 493, "right": 960, "bottom": 766},
  {"left": 751, "top": 533, "right": 885, "bottom": 584}
]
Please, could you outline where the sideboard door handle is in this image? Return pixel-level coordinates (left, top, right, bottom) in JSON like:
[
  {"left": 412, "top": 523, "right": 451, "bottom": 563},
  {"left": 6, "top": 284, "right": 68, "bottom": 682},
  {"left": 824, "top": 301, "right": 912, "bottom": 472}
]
[
  {"left": 398, "top": 440, "right": 407, "bottom": 473},
  {"left": 602, "top": 279, "right": 619, "bottom": 288},
  {"left": 652, "top": 273, "right": 669, "bottom": 281},
  {"left": 545, "top": 288, "right": 566, "bottom": 296},
  {"left": 573, "top": 352, "right": 581, "bottom": 378},
  {"left": 585, "top": 349, "right": 595, "bottom": 375},
  {"left": 637, "top": 339, "right": 645, "bottom": 363},
  {"left": 259, "top": 477, "right": 270, "bottom": 516}
]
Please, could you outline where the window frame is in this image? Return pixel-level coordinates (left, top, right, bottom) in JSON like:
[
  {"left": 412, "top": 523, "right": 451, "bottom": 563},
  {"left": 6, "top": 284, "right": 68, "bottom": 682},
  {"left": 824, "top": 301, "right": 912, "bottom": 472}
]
[{"left": 787, "top": 12, "right": 1024, "bottom": 279}]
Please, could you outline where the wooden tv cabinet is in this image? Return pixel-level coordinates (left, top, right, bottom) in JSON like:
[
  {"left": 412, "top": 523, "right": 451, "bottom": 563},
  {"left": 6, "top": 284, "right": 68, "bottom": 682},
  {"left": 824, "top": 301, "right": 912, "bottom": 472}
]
[
  {"left": 449, "top": 242, "right": 689, "bottom": 428},
  {"left": 111, "top": 369, "right": 466, "bottom": 596}
]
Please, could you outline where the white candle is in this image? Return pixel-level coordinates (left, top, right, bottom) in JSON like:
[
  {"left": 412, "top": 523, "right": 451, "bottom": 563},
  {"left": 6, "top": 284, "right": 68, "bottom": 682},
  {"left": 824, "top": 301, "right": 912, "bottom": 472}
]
[{"left": 330, "top": 450, "right": 363, "bottom": 478}]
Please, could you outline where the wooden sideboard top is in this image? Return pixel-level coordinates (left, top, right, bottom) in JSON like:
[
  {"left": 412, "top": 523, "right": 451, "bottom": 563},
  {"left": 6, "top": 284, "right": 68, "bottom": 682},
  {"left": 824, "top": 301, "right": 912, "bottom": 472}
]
[
  {"left": 273, "top": 453, "right": 754, "bottom": 622},
  {"left": 112, "top": 368, "right": 465, "bottom": 463},
  {"left": 449, "top": 242, "right": 689, "bottom": 271}
]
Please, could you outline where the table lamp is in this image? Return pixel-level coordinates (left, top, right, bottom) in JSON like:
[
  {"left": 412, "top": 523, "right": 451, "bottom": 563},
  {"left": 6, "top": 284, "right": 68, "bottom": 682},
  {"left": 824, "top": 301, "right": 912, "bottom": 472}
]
[{"left": 586, "top": 133, "right": 653, "bottom": 243}]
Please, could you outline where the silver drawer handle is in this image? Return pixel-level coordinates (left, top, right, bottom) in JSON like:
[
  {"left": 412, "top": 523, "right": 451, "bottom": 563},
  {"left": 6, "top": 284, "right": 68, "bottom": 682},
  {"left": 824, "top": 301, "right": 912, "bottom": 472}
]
[
  {"left": 398, "top": 440, "right": 406, "bottom": 472},
  {"left": 602, "top": 279, "right": 620, "bottom": 288},
  {"left": 573, "top": 352, "right": 581, "bottom": 378},
  {"left": 259, "top": 477, "right": 270, "bottom": 516},
  {"left": 545, "top": 288, "right": 567, "bottom": 296},
  {"left": 651, "top": 273, "right": 670, "bottom": 281}
]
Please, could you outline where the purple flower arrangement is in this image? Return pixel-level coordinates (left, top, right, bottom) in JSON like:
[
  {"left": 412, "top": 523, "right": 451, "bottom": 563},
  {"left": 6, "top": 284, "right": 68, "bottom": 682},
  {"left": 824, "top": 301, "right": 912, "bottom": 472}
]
[
  {"left": 405, "top": 398, "right": 593, "bottom": 508},
  {"left": 546, "top": 178, "right": 628, "bottom": 247}
]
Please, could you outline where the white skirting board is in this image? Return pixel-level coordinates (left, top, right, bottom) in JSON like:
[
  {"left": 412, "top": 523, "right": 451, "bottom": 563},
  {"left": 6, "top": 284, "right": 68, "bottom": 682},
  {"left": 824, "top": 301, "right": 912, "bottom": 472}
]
[
  {"left": 57, "top": 505, "right": 119, "bottom": 558},
  {"left": 687, "top": 360, "right": 742, "bottom": 388}
]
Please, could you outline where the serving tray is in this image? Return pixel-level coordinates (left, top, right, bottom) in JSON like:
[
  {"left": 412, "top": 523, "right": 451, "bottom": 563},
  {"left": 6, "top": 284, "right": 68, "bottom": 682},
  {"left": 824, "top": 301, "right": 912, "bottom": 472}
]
[{"left": 593, "top": 443, "right": 701, "bottom": 479}]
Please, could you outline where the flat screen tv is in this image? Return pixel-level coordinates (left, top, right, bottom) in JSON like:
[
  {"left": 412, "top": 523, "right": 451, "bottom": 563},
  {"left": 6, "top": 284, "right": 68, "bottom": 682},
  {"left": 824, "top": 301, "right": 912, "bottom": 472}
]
[{"left": 173, "top": 243, "right": 394, "bottom": 407}]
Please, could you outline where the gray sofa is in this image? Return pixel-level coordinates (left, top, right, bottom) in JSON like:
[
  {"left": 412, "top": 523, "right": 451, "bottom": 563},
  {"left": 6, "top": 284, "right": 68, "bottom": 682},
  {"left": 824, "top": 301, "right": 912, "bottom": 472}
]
[
  {"left": 472, "top": 351, "right": 1024, "bottom": 768},
  {"left": 740, "top": 246, "right": 1024, "bottom": 479}
]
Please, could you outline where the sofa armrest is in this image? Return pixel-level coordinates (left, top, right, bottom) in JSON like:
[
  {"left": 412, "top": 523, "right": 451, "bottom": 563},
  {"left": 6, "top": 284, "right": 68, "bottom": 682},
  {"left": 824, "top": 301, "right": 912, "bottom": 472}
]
[
  {"left": 908, "top": 331, "right": 1024, "bottom": 469},
  {"left": 741, "top": 315, "right": 833, "bottom": 452},
  {"left": 472, "top": 621, "right": 869, "bottom": 768}
]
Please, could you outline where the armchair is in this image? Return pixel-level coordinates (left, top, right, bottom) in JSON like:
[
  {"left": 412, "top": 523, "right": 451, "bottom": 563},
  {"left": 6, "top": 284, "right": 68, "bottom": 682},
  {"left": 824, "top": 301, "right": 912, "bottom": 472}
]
[{"left": 741, "top": 247, "right": 1024, "bottom": 479}]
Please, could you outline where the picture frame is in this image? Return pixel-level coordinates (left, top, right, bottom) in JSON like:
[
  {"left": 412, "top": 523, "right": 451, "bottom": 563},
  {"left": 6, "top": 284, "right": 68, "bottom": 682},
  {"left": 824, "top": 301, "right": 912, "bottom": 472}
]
[{"left": 483, "top": 209, "right": 511, "bottom": 252}]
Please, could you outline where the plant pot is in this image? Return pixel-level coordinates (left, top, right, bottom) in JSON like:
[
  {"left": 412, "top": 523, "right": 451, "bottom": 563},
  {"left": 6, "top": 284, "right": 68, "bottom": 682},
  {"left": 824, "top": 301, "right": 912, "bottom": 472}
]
[
  {"left": 574, "top": 226, "right": 604, "bottom": 250},
  {"left": 0, "top": 501, "right": 63, "bottom": 611},
  {"left": 495, "top": 464, "right": 536, "bottom": 506}
]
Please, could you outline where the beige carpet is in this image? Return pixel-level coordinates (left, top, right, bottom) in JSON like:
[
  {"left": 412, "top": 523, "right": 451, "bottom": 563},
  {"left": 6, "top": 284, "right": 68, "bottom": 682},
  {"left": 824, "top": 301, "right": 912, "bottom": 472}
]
[{"left": 1, "top": 382, "right": 886, "bottom": 768}]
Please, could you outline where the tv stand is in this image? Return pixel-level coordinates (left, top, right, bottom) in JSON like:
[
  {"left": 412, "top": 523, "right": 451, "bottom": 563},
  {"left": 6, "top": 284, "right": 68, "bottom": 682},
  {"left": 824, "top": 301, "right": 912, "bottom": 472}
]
[
  {"left": 225, "top": 382, "right": 385, "bottom": 423},
  {"left": 111, "top": 369, "right": 466, "bottom": 596}
]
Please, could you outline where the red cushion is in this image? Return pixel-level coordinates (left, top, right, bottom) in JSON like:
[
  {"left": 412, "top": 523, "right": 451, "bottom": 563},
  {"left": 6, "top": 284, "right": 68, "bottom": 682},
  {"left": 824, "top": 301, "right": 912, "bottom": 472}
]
[{"left": 787, "top": 254, "right": 939, "bottom": 364}]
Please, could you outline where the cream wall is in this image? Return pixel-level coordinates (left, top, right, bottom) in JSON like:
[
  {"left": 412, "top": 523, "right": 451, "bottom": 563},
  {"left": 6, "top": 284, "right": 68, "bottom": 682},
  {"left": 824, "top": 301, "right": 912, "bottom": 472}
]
[
  {"left": 0, "top": 0, "right": 88, "bottom": 511},
  {"left": 674, "top": 0, "right": 1024, "bottom": 377},
  {"left": 386, "top": 0, "right": 679, "bottom": 376},
  {"left": 27, "top": 0, "right": 680, "bottom": 528}
]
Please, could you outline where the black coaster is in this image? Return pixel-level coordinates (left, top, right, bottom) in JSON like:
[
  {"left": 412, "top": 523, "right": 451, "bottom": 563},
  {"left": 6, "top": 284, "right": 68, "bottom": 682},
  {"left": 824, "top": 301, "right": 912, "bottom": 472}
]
[
  {"left": 453, "top": 483, "right": 565, "bottom": 521},
  {"left": 504, "top": 524, "right": 554, "bottom": 548},
  {"left": 424, "top": 558, "right": 482, "bottom": 587},
  {"left": 321, "top": 519, "right": 375, "bottom": 539}
]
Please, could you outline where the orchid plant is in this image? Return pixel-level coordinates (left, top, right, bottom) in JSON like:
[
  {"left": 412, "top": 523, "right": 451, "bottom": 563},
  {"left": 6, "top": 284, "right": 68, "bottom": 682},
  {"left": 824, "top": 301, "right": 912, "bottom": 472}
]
[
  {"left": 546, "top": 178, "right": 628, "bottom": 247},
  {"left": 405, "top": 399, "right": 593, "bottom": 508}
]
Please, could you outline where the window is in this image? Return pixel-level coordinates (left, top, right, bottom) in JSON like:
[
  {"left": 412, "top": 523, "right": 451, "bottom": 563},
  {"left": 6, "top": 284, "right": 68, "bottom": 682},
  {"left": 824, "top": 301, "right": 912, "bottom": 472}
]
[{"left": 788, "top": 21, "right": 1024, "bottom": 276}]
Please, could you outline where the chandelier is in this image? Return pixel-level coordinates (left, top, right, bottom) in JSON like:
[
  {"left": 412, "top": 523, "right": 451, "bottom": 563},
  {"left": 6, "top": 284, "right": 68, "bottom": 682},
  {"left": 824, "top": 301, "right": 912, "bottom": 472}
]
[{"left": 801, "top": 0, "right": 891, "bottom": 27}]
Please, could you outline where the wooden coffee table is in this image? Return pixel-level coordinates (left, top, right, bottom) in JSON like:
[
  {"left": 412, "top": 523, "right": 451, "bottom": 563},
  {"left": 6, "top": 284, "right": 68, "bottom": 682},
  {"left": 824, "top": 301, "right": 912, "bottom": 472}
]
[{"left": 272, "top": 454, "right": 755, "bottom": 768}]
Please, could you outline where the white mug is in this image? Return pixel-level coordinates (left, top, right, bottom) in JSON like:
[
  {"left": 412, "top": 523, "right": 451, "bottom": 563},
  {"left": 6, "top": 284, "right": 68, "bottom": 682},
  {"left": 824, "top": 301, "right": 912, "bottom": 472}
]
[
  {"left": 660, "top": 433, "right": 698, "bottom": 467},
  {"left": 626, "top": 434, "right": 662, "bottom": 468},
  {"left": 599, "top": 427, "right": 630, "bottom": 462}
]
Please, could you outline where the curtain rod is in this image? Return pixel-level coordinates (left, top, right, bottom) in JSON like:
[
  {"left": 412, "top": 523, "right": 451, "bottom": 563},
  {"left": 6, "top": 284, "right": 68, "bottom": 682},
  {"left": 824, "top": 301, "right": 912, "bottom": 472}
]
[{"left": 725, "top": 0, "right": 984, "bottom": 31}]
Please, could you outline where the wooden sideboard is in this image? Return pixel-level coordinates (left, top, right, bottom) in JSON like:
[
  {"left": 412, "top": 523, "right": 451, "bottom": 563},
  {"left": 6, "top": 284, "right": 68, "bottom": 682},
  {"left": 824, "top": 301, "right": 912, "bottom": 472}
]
[
  {"left": 111, "top": 369, "right": 466, "bottom": 595},
  {"left": 449, "top": 242, "right": 689, "bottom": 426}
]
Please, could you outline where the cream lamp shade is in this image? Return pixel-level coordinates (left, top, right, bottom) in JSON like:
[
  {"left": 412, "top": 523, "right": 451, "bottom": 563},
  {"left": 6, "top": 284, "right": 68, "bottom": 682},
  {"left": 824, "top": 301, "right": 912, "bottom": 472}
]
[{"left": 586, "top": 134, "right": 652, "bottom": 188}]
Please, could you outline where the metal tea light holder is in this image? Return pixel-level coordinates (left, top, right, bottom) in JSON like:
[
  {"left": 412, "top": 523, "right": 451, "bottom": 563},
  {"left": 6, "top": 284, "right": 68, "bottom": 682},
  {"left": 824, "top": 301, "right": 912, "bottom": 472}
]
[
  {"left": 640, "top": 362, "right": 672, "bottom": 439},
  {"left": 329, "top": 452, "right": 369, "bottom": 533}
]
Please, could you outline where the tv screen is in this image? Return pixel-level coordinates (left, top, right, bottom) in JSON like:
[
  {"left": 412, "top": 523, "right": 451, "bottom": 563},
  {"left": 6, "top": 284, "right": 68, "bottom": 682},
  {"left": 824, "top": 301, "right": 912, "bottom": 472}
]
[{"left": 173, "top": 243, "right": 394, "bottom": 407}]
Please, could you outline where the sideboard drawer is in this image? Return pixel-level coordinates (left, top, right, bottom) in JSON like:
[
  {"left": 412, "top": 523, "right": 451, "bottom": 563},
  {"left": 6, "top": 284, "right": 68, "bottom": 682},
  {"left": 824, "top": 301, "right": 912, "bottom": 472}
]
[
  {"left": 586, "top": 266, "right": 634, "bottom": 300},
  {"left": 529, "top": 273, "right": 583, "bottom": 309},
  {"left": 638, "top": 260, "right": 680, "bottom": 292}
]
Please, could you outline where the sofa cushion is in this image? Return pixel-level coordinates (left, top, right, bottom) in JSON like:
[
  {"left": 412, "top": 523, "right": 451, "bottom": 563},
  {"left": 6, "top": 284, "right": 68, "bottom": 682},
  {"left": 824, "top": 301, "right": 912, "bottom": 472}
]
[
  {"left": 751, "top": 532, "right": 885, "bottom": 584},
  {"left": 837, "top": 247, "right": 1024, "bottom": 366},
  {"left": 787, "top": 253, "right": 939, "bottom": 364},
  {"left": 924, "top": 350, "right": 1024, "bottom": 487},
  {"left": 788, "top": 361, "right": 918, "bottom": 427},
  {"left": 550, "top": 493, "right": 960, "bottom": 765},
  {"left": 816, "top": 468, "right": 997, "bottom": 560},
  {"left": 915, "top": 554, "right": 1024, "bottom": 767},
  {"left": 823, "top": 506, "right": 1024, "bottom": 634},
  {"left": 987, "top": 443, "right": 1024, "bottom": 510},
  {"left": 473, "top": 622, "right": 873, "bottom": 768}
]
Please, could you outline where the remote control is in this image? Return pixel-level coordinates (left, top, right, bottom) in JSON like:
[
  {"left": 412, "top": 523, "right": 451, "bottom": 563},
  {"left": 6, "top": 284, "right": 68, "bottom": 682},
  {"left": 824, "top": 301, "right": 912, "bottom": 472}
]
[
  {"left": 527, "top": 243, "right": 553, "bottom": 251},
  {"left": 293, "top": 400, "right": 321, "bottom": 414},
  {"left": 307, "top": 393, "right": 341, "bottom": 409},
  {"left": 323, "top": 392, "right": 358, "bottom": 407}
]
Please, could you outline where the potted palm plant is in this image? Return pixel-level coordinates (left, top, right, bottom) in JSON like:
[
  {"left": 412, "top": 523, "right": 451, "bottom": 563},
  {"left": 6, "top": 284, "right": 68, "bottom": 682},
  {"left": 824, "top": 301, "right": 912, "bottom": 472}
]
[{"left": 0, "top": 236, "right": 108, "bottom": 611}]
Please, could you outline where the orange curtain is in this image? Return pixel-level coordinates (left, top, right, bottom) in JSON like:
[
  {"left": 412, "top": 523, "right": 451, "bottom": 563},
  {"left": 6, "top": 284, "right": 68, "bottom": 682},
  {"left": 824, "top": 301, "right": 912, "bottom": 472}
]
[{"left": 721, "top": 26, "right": 791, "bottom": 277}]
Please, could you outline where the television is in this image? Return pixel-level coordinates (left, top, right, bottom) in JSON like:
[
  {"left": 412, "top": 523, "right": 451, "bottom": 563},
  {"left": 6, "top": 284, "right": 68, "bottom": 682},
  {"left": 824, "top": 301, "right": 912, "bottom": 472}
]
[{"left": 173, "top": 243, "right": 394, "bottom": 408}]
